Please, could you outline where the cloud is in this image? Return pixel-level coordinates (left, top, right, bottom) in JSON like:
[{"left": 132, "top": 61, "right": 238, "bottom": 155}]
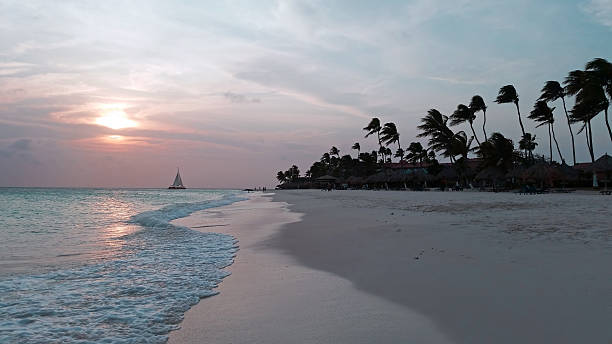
[
  {"left": 9, "top": 138, "right": 32, "bottom": 150},
  {"left": 582, "top": 0, "right": 612, "bottom": 28},
  {"left": 223, "top": 91, "right": 261, "bottom": 103},
  {"left": 0, "top": 138, "right": 32, "bottom": 157}
]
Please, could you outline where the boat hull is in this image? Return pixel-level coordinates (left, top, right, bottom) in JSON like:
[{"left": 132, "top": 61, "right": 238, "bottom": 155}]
[{"left": 168, "top": 186, "right": 186, "bottom": 189}]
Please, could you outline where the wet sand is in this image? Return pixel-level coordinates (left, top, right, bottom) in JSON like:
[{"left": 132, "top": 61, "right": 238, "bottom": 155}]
[{"left": 170, "top": 190, "right": 612, "bottom": 343}]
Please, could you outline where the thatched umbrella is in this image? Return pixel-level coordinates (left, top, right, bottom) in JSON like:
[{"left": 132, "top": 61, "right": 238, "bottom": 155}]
[
  {"left": 522, "top": 163, "right": 563, "bottom": 187},
  {"left": 346, "top": 176, "right": 365, "bottom": 186},
  {"left": 437, "top": 167, "right": 458, "bottom": 182},
  {"left": 315, "top": 175, "right": 337, "bottom": 183},
  {"left": 408, "top": 169, "right": 435, "bottom": 188},
  {"left": 592, "top": 153, "right": 612, "bottom": 190},
  {"left": 593, "top": 153, "right": 612, "bottom": 171},
  {"left": 505, "top": 166, "right": 526, "bottom": 181},
  {"left": 554, "top": 163, "right": 579, "bottom": 182},
  {"left": 475, "top": 167, "right": 506, "bottom": 185},
  {"left": 366, "top": 171, "right": 388, "bottom": 184},
  {"left": 315, "top": 175, "right": 337, "bottom": 189}
]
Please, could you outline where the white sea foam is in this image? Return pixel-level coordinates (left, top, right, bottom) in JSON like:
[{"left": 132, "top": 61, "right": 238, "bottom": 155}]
[{"left": 0, "top": 193, "right": 244, "bottom": 343}]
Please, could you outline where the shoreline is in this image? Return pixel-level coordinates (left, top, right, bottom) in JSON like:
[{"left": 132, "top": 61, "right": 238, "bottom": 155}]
[
  {"left": 170, "top": 190, "right": 611, "bottom": 344},
  {"left": 168, "top": 192, "right": 452, "bottom": 343}
]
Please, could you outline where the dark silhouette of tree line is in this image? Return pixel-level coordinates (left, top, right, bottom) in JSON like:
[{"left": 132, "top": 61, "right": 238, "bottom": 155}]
[{"left": 276, "top": 58, "right": 611, "bottom": 187}]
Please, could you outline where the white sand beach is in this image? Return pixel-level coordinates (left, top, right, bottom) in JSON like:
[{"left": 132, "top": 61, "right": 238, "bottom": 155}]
[{"left": 170, "top": 190, "right": 612, "bottom": 344}]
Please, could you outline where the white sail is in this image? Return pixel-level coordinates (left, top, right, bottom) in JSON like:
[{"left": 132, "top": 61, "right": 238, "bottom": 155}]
[
  {"left": 169, "top": 169, "right": 186, "bottom": 188},
  {"left": 172, "top": 171, "right": 183, "bottom": 187}
]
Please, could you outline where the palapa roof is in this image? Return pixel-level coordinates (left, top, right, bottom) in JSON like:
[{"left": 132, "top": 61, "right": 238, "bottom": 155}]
[
  {"left": 593, "top": 153, "right": 612, "bottom": 172},
  {"left": 436, "top": 166, "right": 458, "bottom": 180},
  {"left": 409, "top": 169, "right": 435, "bottom": 182},
  {"left": 366, "top": 171, "right": 389, "bottom": 183},
  {"left": 505, "top": 165, "right": 526, "bottom": 179},
  {"left": 475, "top": 166, "right": 506, "bottom": 181},
  {"left": 346, "top": 176, "right": 365, "bottom": 184},
  {"left": 522, "top": 163, "right": 564, "bottom": 181},
  {"left": 315, "top": 175, "right": 338, "bottom": 181},
  {"left": 554, "top": 163, "right": 580, "bottom": 181}
]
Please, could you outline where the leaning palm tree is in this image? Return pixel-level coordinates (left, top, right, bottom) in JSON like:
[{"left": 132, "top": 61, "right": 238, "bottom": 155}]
[
  {"left": 363, "top": 117, "right": 383, "bottom": 149},
  {"left": 276, "top": 171, "right": 287, "bottom": 183},
  {"left": 450, "top": 131, "right": 475, "bottom": 161},
  {"left": 469, "top": 95, "right": 488, "bottom": 141},
  {"left": 417, "top": 109, "right": 463, "bottom": 163},
  {"left": 528, "top": 101, "right": 563, "bottom": 163},
  {"left": 450, "top": 104, "right": 481, "bottom": 146},
  {"left": 417, "top": 109, "right": 456, "bottom": 162},
  {"left": 569, "top": 85, "right": 608, "bottom": 186},
  {"left": 351, "top": 142, "right": 360, "bottom": 159},
  {"left": 566, "top": 64, "right": 612, "bottom": 143},
  {"left": 585, "top": 58, "right": 612, "bottom": 141},
  {"left": 477, "top": 132, "right": 516, "bottom": 170},
  {"left": 380, "top": 122, "right": 401, "bottom": 157},
  {"left": 496, "top": 85, "right": 526, "bottom": 136},
  {"left": 539, "top": 81, "right": 576, "bottom": 164}
]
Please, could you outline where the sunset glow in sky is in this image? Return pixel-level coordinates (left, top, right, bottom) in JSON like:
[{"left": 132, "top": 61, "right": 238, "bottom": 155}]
[{"left": 1, "top": 0, "right": 611, "bottom": 187}]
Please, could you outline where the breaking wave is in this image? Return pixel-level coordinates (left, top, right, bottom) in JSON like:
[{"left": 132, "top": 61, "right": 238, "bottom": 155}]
[{"left": 0, "top": 193, "right": 244, "bottom": 344}]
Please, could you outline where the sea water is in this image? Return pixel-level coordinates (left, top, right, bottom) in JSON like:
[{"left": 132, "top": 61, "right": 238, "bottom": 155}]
[{"left": 0, "top": 188, "right": 244, "bottom": 343}]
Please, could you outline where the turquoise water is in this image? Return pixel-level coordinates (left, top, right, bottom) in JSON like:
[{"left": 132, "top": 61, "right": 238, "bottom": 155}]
[{"left": 0, "top": 188, "right": 244, "bottom": 343}]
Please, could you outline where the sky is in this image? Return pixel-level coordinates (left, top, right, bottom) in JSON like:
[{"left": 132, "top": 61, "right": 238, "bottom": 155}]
[{"left": 1, "top": 0, "right": 611, "bottom": 188}]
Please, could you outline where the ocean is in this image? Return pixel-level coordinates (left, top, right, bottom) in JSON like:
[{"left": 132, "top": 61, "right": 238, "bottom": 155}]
[{"left": 0, "top": 188, "right": 245, "bottom": 343}]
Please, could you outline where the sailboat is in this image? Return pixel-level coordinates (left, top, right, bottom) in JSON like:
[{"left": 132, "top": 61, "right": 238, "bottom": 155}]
[{"left": 168, "top": 168, "right": 186, "bottom": 189}]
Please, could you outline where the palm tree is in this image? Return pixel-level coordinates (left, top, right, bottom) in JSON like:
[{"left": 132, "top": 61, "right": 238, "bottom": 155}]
[
  {"left": 330, "top": 146, "right": 340, "bottom": 159},
  {"left": 394, "top": 148, "right": 405, "bottom": 161},
  {"left": 469, "top": 95, "right": 488, "bottom": 141},
  {"left": 363, "top": 117, "right": 383, "bottom": 155},
  {"left": 276, "top": 171, "right": 287, "bottom": 183},
  {"left": 351, "top": 142, "right": 360, "bottom": 159},
  {"left": 406, "top": 142, "right": 427, "bottom": 166},
  {"left": 450, "top": 131, "right": 475, "bottom": 160},
  {"left": 519, "top": 133, "right": 537, "bottom": 162},
  {"left": 585, "top": 58, "right": 612, "bottom": 142},
  {"left": 477, "top": 132, "right": 516, "bottom": 170},
  {"left": 450, "top": 104, "right": 481, "bottom": 146},
  {"left": 569, "top": 85, "right": 608, "bottom": 186},
  {"left": 287, "top": 165, "right": 300, "bottom": 181},
  {"left": 528, "top": 101, "right": 563, "bottom": 163},
  {"left": 539, "top": 81, "right": 575, "bottom": 165},
  {"left": 417, "top": 109, "right": 461, "bottom": 163},
  {"left": 321, "top": 152, "right": 331, "bottom": 166},
  {"left": 496, "top": 85, "right": 526, "bottom": 136},
  {"left": 378, "top": 146, "right": 387, "bottom": 163},
  {"left": 380, "top": 122, "right": 401, "bottom": 160}
]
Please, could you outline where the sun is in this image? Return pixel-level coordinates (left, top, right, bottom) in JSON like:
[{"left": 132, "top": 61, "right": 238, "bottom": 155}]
[{"left": 95, "top": 109, "right": 137, "bottom": 130}]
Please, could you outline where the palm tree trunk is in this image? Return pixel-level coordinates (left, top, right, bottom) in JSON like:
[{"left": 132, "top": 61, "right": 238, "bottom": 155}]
[
  {"left": 377, "top": 130, "right": 384, "bottom": 164},
  {"left": 587, "top": 120, "right": 598, "bottom": 188},
  {"left": 482, "top": 109, "right": 488, "bottom": 141},
  {"left": 515, "top": 101, "right": 526, "bottom": 136},
  {"left": 469, "top": 123, "right": 481, "bottom": 146},
  {"left": 587, "top": 120, "right": 595, "bottom": 163},
  {"left": 551, "top": 122, "right": 563, "bottom": 163},
  {"left": 561, "top": 97, "right": 576, "bottom": 165},
  {"left": 605, "top": 107, "right": 612, "bottom": 142},
  {"left": 584, "top": 123, "right": 592, "bottom": 159},
  {"left": 548, "top": 123, "right": 553, "bottom": 163}
]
